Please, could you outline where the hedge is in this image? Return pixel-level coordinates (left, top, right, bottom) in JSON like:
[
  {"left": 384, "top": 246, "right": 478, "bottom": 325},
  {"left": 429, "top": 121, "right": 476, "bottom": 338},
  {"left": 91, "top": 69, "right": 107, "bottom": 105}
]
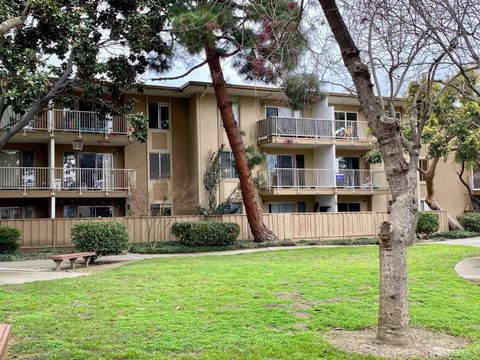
[
  {"left": 416, "top": 211, "right": 439, "bottom": 237},
  {"left": 457, "top": 213, "right": 480, "bottom": 232},
  {"left": 71, "top": 221, "right": 129, "bottom": 258},
  {"left": 171, "top": 222, "right": 240, "bottom": 246},
  {"left": 0, "top": 226, "right": 21, "bottom": 253}
]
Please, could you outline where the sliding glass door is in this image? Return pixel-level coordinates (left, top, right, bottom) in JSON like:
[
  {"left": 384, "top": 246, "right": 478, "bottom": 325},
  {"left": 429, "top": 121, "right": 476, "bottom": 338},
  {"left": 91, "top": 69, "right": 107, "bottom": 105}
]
[
  {"left": 78, "top": 153, "right": 113, "bottom": 190},
  {"left": 0, "top": 151, "right": 20, "bottom": 189}
]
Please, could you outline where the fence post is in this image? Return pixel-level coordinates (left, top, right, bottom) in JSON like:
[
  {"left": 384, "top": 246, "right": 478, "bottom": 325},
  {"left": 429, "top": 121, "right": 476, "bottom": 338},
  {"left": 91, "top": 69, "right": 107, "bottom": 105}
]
[{"left": 342, "top": 212, "right": 346, "bottom": 239}]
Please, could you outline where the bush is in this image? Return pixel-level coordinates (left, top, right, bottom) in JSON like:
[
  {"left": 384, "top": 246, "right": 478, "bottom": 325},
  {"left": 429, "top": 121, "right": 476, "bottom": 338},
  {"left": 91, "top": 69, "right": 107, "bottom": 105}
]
[
  {"left": 171, "top": 222, "right": 240, "bottom": 246},
  {"left": 416, "top": 212, "right": 439, "bottom": 237},
  {"left": 0, "top": 226, "right": 20, "bottom": 253},
  {"left": 457, "top": 213, "right": 480, "bottom": 232},
  {"left": 430, "top": 230, "right": 479, "bottom": 239},
  {"left": 71, "top": 221, "right": 129, "bottom": 257}
]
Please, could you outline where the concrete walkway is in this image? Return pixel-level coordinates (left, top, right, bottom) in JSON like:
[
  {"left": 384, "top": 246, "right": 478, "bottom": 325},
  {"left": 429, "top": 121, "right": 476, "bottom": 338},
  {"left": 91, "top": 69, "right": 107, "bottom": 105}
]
[
  {"left": 0, "top": 245, "right": 324, "bottom": 285},
  {"left": 437, "top": 237, "right": 480, "bottom": 247},
  {"left": 2, "top": 240, "right": 480, "bottom": 285}
]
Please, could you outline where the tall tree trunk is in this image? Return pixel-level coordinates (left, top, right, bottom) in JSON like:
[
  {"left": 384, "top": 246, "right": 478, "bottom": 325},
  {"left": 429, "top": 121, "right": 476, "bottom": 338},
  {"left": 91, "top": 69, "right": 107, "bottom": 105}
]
[
  {"left": 318, "top": 0, "right": 418, "bottom": 346},
  {"left": 423, "top": 157, "right": 462, "bottom": 230},
  {"left": 204, "top": 45, "right": 278, "bottom": 243}
]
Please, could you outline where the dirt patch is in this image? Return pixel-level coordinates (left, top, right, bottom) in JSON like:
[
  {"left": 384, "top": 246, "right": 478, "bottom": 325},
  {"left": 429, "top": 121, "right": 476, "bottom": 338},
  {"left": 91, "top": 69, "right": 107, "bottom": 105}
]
[
  {"left": 292, "top": 311, "right": 311, "bottom": 319},
  {"left": 325, "top": 327, "right": 470, "bottom": 359},
  {"left": 274, "top": 291, "right": 302, "bottom": 301},
  {"left": 294, "top": 322, "right": 308, "bottom": 330}
]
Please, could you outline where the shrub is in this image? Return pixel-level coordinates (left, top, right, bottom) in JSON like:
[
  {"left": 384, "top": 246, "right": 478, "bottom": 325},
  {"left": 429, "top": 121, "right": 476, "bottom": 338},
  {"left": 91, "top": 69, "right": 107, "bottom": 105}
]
[
  {"left": 430, "top": 230, "right": 479, "bottom": 239},
  {"left": 416, "top": 212, "right": 439, "bottom": 237},
  {"left": 0, "top": 226, "right": 21, "bottom": 253},
  {"left": 171, "top": 222, "right": 240, "bottom": 246},
  {"left": 457, "top": 213, "right": 480, "bottom": 232},
  {"left": 71, "top": 221, "right": 129, "bottom": 258}
]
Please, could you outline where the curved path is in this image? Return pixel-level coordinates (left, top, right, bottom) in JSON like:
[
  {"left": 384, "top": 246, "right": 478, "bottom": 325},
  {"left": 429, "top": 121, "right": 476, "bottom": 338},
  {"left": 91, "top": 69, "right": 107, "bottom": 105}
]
[
  {"left": 2, "top": 240, "right": 480, "bottom": 285},
  {"left": 437, "top": 237, "right": 480, "bottom": 283}
]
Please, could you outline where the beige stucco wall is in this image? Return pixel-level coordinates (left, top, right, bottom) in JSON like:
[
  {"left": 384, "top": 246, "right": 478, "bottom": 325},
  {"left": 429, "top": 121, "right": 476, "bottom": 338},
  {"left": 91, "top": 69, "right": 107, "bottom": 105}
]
[{"left": 418, "top": 151, "right": 471, "bottom": 218}]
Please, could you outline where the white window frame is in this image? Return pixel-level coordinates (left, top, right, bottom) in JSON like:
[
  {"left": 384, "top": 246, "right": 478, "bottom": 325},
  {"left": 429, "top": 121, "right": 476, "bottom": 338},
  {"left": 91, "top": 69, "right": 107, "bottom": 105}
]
[
  {"left": 148, "top": 102, "right": 170, "bottom": 130},
  {"left": 149, "top": 152, "right": 171, "bottom": 180},
  {"left": 150, "top": 203, "right": 172, "bottom": 216},
  {"left": 0, "top": 207, "right": 20, "bottom": 219},
  {"left": 220, "top": 151, "right": 238, "bottom": 179},
  {"left": 265, "top": 106, "right": 294, "bottom": 118}
]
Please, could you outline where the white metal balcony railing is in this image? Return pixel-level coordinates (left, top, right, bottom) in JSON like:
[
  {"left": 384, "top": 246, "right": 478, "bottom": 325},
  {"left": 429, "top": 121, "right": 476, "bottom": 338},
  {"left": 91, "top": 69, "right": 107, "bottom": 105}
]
[
  {"left": 257, "top": 117, "right": 369, "bottom": 141},
  {"left": 258, "top": 168, "right": 388, "bottom": 190},
  {"left": 1, "top": 108, "right": 131, "bottom": 135},
  {"left": 0, "top": 167, "right": 136, "bottom": 192}
]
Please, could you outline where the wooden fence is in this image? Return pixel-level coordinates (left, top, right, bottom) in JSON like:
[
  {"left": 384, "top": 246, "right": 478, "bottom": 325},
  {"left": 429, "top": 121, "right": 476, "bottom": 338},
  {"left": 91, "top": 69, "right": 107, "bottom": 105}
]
[{"left": 0, "top": 211, "right": 449, "bottom": 249}]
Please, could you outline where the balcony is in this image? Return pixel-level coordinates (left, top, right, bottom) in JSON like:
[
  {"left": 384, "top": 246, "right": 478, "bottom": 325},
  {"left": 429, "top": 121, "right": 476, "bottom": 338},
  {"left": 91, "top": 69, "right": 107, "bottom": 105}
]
[
  {"left": 258, "top": 168, "right": 388, "bottom": 195},
  {"left": 0, "top": 167, "right": 136, "bottom": 196},
  {"left": 257, "top": 117, "right": 371, "bottom": 148},
  {"left": 2, "top": 109, "right": 132, "bottom": 139}
]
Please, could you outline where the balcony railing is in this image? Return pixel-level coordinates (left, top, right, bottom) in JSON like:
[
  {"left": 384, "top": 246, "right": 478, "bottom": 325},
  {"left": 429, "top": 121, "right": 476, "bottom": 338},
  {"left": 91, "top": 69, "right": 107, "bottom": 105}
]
[
  {"left": 257, "top": 117, "right": 369, "bottom": 141},
  {"left": 0, "top": 167, "right": 136, "bottom": 192},
  {"left": 258, "top": 168, "right": 388, "bottom": 190},
  {"left": 1, "top": 108, "right": 131, "bottom": 135}
]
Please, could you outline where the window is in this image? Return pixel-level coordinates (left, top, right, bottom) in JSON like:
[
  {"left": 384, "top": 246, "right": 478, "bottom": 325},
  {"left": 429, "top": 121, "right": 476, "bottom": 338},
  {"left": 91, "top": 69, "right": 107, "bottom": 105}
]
[
  {"left": 266, "top": 106, "right": 279, "bottom": 118},
  {"left": 0, "top": 207, "right": 20, "bottom": 219},
  {"left": 148, "top": 103, "right": 169, "bottom": 129},
  {"left": 232, "top": 98, "right": 240, "bottom": 125},
  {"left": 386, "top": 111, "right": 401, "bottom": 121},
  {"left": 220, "top": 152, "right": 238, "bottom": 179},
  {"left": 265, "top": 106, "right": 293, "bottom": 118},
  {"left": 268, "top": 202, "right": 305, "bottom": 213},
  {"left": 150, "top": 203, "right": 172, "bottom": 216},
  {"left": 420, "top": 200, "right": 431, "bottom": 211},
  {"left": 266, "top": 154, "right": 294, "bottom": 169},
  {"left": 149, "top": 153, "right": 170, "bottom": 179},
  {"left": 334, "top": 111, "right": 358, "bottom": 137},
  {"left": 63, "top": 205, "right": 76, "bottom": 218},
  {"left": 419, "top": 159, "right": 428, "bottom": 181},
  {"left": 22, "top": 206, "right": 35, "bottom": 219},
  {"left": 222, "top": 202, "right": 242, "bottom": 214},
  {"left": 220, "top": 98, "right": 240, "bottom": 127},
  {"left": 78, "top": 206, "right": 113, "bottom": 218},
  {"left": 337, "top": 203, "right": 361, "bottom": 212}
]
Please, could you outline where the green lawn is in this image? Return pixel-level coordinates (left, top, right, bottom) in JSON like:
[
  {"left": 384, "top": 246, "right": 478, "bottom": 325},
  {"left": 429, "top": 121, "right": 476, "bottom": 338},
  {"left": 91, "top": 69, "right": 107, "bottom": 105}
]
[{"left": 1, "top": 245, "right": 480, "bottom": 359}]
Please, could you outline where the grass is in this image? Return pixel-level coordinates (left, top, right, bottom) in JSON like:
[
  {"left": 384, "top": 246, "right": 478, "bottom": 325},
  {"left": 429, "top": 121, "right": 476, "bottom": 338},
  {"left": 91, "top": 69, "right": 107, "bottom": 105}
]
[{"left": 1, "top": 245, "right": 480, "bottom": 359}]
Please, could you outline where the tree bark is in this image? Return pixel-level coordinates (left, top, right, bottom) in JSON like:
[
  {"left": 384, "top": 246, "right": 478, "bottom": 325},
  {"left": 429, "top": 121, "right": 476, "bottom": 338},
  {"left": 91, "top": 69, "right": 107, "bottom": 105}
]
[
  {"left": 204, "top": 45, "right": 278, "bottom": 243},
  {"left": 318, "top": 0, "right": 418, "bottom": 346},
  {"left": 0, "top": 16, "right": 25, "bottom": 38},
  {"left": 422, "top": 157, "right": 462, "bottom": 230}
]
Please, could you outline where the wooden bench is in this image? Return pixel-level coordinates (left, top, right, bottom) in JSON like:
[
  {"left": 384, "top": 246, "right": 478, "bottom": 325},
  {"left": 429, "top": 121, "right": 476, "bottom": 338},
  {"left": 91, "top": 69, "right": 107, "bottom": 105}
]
[
  {"left": 48, "top": 252, "right": 96, "bottom": 271},
  {"left": 0, "top": 324, "right": 11, "bottom": 360}
]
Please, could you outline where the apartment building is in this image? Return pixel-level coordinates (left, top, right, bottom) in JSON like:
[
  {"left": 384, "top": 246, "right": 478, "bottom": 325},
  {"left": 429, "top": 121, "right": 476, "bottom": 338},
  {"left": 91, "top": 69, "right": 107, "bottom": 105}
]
[{"left": 0, "top": 81, "right": 474, "bottom": 219}]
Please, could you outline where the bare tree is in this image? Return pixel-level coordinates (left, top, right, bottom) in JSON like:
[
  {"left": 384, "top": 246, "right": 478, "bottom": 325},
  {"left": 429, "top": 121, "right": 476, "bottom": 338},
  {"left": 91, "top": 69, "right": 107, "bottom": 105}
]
[{"left": 313, "top": 0, "right": 479, "bottom": 346}]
